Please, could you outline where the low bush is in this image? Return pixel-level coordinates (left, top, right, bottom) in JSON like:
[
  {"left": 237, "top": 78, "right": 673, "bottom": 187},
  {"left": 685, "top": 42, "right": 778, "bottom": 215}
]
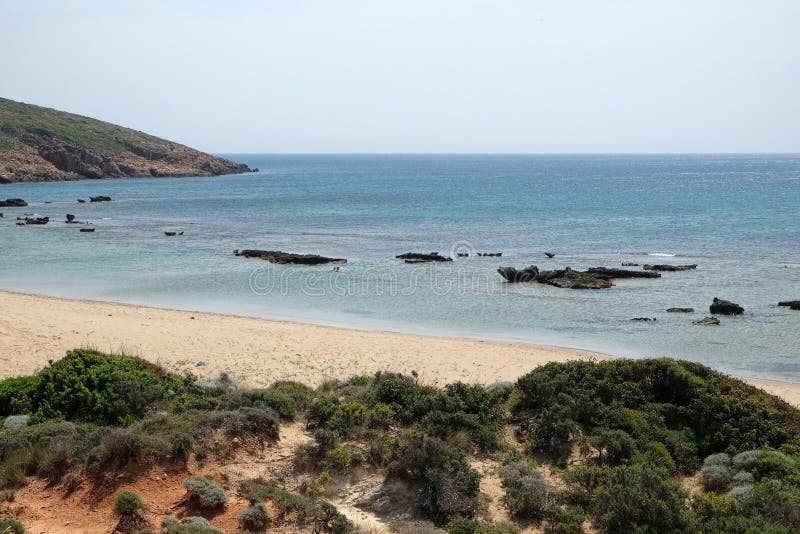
[
  {"left": 0, "top": 518, "right": 25, "bottom": 534},
  {"left": 500, "top": 460, "right": 552, "bottom": 519},
  {"left": 238, "top": 502, "right": 271, "bottom": 532},
  {"left": 448, "top": 519, "right": 520, "bottom": 533},
  {"left": 182, "top": 476, "right": 228, "bottom": 510},
  {"left": 113, "top": 490, "right": 144, "bottom": 515}
]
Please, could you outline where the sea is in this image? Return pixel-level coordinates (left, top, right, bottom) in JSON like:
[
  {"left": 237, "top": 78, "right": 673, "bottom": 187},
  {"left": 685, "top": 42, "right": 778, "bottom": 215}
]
[{"left": 1, "top": 154, "right": 798, "bottom": 381}]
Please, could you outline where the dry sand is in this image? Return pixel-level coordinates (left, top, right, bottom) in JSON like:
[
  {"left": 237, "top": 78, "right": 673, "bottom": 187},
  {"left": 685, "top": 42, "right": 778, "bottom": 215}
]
[{"left": 2, "top": 289, "right": 799, "bottom": 406}]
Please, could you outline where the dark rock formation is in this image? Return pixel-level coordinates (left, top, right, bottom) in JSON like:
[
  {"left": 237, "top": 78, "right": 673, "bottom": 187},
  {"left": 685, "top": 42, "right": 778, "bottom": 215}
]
[
  {"left": 457, "top": 253, "right": 469, "bottom": 257},
  {"left": 0, "top": 198, "right": 27, "bottom": 207},
  {"left": 586, "top": 267, "right": 661, "bottom": 279},
  {"left": 544, "top": 252, "right": 556, "bottom": 258},
  {"left": 694, "top": 317, "right": 720, "bottom": 326},
  {"left": 667, "top": 308, "right": 694, "bottom": 313},
  {"left": 778, "top": 301, "right": 800, "bottom": 311},
  {"left": 77, "top": 199, "right": 86, "bottom": 203},
  {"left": 396, "top": 252, "right": 453, "bottom": 262},
  {"left": 632, "top": 317, "right": 656, "bottom": 321},
  {"left": 497, "top": 266, "right": 539, "bottom": 283},
  {"left": 643, "top": 264, "right": 697, "bottom": 271},
  {"left": 65, "top": 214, "right": 76, "bottom": 223},
  {"left": 80, "top": 228, "right": 95, "bottom": 232},
  {"left": 478, "top": 252, "right": 502, "bottom": 257},
  {"left": 543, "top": 268, "right": 614, "bottom": 289},
  {"left": 24, "top": 217, "right": 49, "bottom": 225},
  {"left": 90, "top": 195, "right": 112, "bottom": 202},
  {"left": 710, "top": 297, "right": 744, "bottom": 315},
  {"left": 622, "top": 262, "right": 640, "bottom": 266},
  {"left": 234, "top": 249, "right": 346, "bottom": 265},
  {"left": 165, "top": 231, "right": 176, "bottom": 236}
]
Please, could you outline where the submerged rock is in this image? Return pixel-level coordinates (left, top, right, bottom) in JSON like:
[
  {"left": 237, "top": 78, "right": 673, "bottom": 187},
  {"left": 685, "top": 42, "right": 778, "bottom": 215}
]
[
  {"left": 477, "top": 252, "right": 502, "bottom": 257},
  {"left": 667, "top": 307, "right": 694, "bottom": 313},
  {"left": 622, "top": 262, "right": 640, "bottom": 266},
  {"left": 234, "top": 249, "right": 347, "bottom": 265},
  {"left": 632, "top": 317, "right": 657, "bottom": 321},
  {"left": 89, "top": 195, "right": 112, "bottom": 202},
  {"left": 544, "top": 252, "right": 556, "bottom": 258},
  {"left": 0, "top": 198, "right": 27, "bottom": 207},
  {"left": 24, "top": 217, "right": 49, "bottom": 225},
  {"left": 79, "top": 228, "right": 95, "bottom": 233},
  {"left": 710, "top": 297, "right": 744, "bottom": 315},
  {"left": 543, "top": 268, "right": 614, "bottom": 289},
  {"left": 778, "top": 300, "right": 800, "bottom": 311},
  {"left": 694, "top": 317, "right": 720, "bottom": 326},
  {"left": 643, "top": 264, "right": 697, "bottom": 271},
  {"left": 396, "top": 252, "right": 452, "bottom": 262}
]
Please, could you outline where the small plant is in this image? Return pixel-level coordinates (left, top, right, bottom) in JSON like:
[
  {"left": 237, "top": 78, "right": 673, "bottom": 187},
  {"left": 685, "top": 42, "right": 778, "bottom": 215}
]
[
  {"left": 182, "top": 476, "right": 228, "bottom": 510},
  {"left": 500, "top": 460, "right": 552, "bottom": 519},
  {"left": 113, "top": 490, "right": 144, "bottom": 515},
  {"left": 0, "top": 518, "right": 25, "bottom": 534},
  {"left": 238, "top": 503, "right": 271, "bottom": 532}
]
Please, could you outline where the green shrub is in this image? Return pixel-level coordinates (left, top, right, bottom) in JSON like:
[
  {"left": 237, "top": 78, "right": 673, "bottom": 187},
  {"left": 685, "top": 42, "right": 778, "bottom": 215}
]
[
  {"left": 0, "top": 518, "right": 25, "bottom": 534},
  {"left": 308, "top": 396, "right": 340, "bottom": 427},
  {"left": 500, "top": 460, "right": 552, "bottom": 519},
  {"left": 448, "top": 519, "right": 520, "bottom": 533},
  {"left": 590, "top": 430, "right": 635, "bottom": 465},
  {"left": 238, "top": 502, "right": 271, "bottom": 532},
  {"left": 10, "top": 350, "right": 191, "bottom": 425},
  {"left": 161, "top": 516, "right": 223, "bottom": 534},
  {"left": 113, "top": 490, "right": 144, "bottom": 515},
  {"left": 590, "top": 465, "right": 688, "bottom": 532},
  {"left": 326, "top": 446, "right": 353, "bottom": 472},
  {"left": 543, "top": 506, "right": 585, "bottom": 534},
  {"left": 327, "top": 401, "right": 367, "bottom": 438},
  {"left": 182, "top": 476, "right": 228, "bottom": 510},
  {"left": 391, "top": 434, "right": 481, "bottom": 524}
]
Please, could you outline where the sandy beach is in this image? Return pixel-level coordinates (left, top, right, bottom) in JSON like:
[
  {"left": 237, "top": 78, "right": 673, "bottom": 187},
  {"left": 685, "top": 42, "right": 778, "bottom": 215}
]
[{"left": 1, "top": 289, "right": 798, "bottom": 406}]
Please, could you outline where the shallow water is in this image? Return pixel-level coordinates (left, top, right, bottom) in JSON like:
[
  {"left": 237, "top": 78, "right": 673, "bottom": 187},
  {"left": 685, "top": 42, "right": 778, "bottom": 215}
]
[{"left": 1, "top": 154, "right": 798, "bottom": 380}]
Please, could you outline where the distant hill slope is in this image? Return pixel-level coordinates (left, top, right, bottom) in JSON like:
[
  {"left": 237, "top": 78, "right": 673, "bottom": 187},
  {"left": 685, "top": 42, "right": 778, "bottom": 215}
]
[{"left": 0, "top": 97, "right": 253, "bottom": 183}]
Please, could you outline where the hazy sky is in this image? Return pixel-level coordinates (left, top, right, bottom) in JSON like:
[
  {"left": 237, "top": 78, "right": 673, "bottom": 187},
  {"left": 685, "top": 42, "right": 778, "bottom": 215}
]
[{"left": 1, "top": 1, "right": 798, "bottom": 153}]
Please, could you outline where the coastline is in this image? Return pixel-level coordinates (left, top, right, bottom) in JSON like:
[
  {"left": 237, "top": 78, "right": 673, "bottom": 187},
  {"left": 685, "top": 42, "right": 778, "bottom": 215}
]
[{"left": 2, "top": 288, "right": 799, "bottom": 407}]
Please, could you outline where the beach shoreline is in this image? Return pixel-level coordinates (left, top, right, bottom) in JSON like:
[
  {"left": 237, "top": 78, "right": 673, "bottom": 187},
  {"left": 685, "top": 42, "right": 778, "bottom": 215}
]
[{"left": 1, "top": 288, "right": 799, "bottom": 406}]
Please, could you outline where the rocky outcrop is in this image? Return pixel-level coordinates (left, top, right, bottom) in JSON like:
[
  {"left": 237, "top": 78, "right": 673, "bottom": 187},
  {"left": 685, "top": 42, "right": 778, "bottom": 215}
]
[
  {"left": 666, "top": 307, "right": 694, "bottom": 313},
  {"left": 0, "top": 97, "right": 254, "bottom": 183},
  {"left": 694, "top": 317, "right": 720, "bottom": 326},
  {"left": 544, "top": 252, "right": 556, "bottom": 258},
  {"left": 778, "top": 301, "right": 800, "bottom": 311},
  {"left": 643, "top": 264, "right": 697, "bottom": 271},
  {"left": 710, "top": 297, "right": 744, "bottom": 315},
  {"left": 477, "top": 252, "right": 502, "bottom": 257},
  {"left": 497, "top": 266, "right": 540, "bottom": 283},
  {"left": 24, "top": 216, "right": 49, "bottom": 225},
  {"left": 396, "top": 252, "right": 453, "bottom": 263},
  {"left": 234, "top": 249, "right": 347, "bottom": 265},
  {"left": 586, "top": 267, "right": 661, "bottom": 279},
  {"left": 543, "top": 268, "right": 614, "bottom": 289},
  {"left": 90, "top": 196, "right": 112, "bottom": 202},
  {"left": 0, "top": 198, "right": 27, "bottom": 207}
]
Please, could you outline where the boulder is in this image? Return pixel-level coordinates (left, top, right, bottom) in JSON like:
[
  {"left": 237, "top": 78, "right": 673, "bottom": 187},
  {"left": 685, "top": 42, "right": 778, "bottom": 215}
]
[
  {"left": 643, "top": 264, "right": 697, "bottom": 271},
  {"left": 234, "top": 249, "right": 347, "bottom": 265},
  {"left": 24, "top": 217, "right": 49, "bottom": 225},
  {"left": 0, "top": 198, "right": 27, "bottom": 207},
  {"left": 65, "top": 214, "right": 76, "bottom": 223},
  {"left": 666, "top": 307, "right": 694, "bottom": 313},
  {"left": 586, "top": 267, "right": 661, "bottom": 279},
  {"left": 77, "top": 198, "right": 86, "bottom": 203},
  {"left": 89, "top": 195, "right": 112, "bottom": 202},
  {"left": 778, "top": 300, "right": 800, "bottom": 311},
  {"left": 497, "top": 265, "right": 539, "bottom": 283},
  {"left": 396, "top": 252, "right": 452, "bottom": 262},
  {"left": 710, "top": 297, "right": 744, "bottom": 315},
  {"left": 694, "top": 317, "right": 720, "bottom": 326},
  {"left": 372, "top": 496, "right": 392, "bottom": 514}
]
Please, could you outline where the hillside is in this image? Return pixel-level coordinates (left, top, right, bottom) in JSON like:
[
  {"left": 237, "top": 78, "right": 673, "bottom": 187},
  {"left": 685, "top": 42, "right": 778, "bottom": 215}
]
[{"left": 0, "top": 98, "right": 253, "bottom": 183}]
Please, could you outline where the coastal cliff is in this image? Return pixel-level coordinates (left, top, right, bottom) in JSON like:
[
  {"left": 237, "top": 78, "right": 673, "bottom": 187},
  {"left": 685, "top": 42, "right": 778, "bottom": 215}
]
[{"left": 0, "top": 97, "right": 253, "bottom": 183}]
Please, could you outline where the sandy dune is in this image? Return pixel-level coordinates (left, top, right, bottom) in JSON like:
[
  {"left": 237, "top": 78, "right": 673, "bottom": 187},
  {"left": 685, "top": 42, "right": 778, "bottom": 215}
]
[{"left": 1, "top": 289, "right": 798, "bottom": 406}]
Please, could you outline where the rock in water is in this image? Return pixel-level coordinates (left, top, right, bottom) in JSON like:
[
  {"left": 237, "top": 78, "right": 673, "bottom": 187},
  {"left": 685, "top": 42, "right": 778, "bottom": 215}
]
[
  {"left": 544, "top": 252, "right": 556, "bottom": 258},
  {"left": 586, "top": 267, "right": 661, "bottom": 279},
  {"left": 65, "top": 213, "right": 76, "bottom": 223},
  {"left": 694, "top": 317, "right": 720, "bottom": 326},
  {"left": 24, "top": 217, "right": 49, "bottom": 225},
  {"left": 234, "top": 249, "right": 347, "bottom": 265},
  {"left": 89, "top": 195, "right": 112, "bottom": 202},
  {"left": 710, "top": 297, "right": 744, "bottom": 315},
  {"left": 0, "top": 198, "right": 28, "bottom": 207},
  {"left": 497, "top": 265, "right": 539, "bottom": 283},
  {"left": 778, "top": 300, "right": 800, "bottom": 311},
  {"left": 543, "top": 268, "right": 614, "bottom": 289},
  {"left": 667, "top": 307, "right": 694, "bottom": 313},
  {"left": 643, "top": 264, "right": 698, "bottom": 271},
  {"left": 395, "top": 252, "right": 452, "bottom": 262}
]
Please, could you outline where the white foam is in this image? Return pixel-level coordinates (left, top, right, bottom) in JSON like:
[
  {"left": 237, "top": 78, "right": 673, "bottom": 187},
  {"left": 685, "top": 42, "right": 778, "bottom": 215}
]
[{"left": 647, "top": 252, "right": 676, "bottom": 257}]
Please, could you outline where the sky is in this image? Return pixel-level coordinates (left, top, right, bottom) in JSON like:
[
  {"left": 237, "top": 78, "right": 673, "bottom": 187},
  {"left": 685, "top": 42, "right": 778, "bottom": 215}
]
[{"left": 1, "top": 1, "right": 798, "bottom": 153}]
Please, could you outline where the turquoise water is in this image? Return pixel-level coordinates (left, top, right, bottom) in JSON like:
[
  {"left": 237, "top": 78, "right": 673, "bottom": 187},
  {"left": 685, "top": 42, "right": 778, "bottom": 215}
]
[{"left": 1, "top": 154, "right": 798, "bottom": 381}]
